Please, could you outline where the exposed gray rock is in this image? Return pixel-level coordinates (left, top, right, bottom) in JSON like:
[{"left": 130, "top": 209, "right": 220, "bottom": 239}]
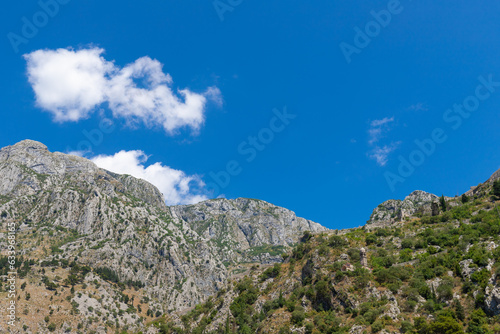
[
  {"left": 459, "top": 259, "right": 477, "bottom": 280},
  {"left": 367, "top": 190, "right": 439, "bottom": 227},
  {"left": 485, "top": 286, "right": 500, "bottom": 315},
  {"left": 349, "top": 325, "right": 366, "bottom": 334},
  {"left": 0, "top": 139, "right": 326, "bottom": 315},
  {"left": 466, "top": 167, "right": 500, "bottom": 197},
  {"left": 170, "top": 197, "right": 327, "bottom": 263}
]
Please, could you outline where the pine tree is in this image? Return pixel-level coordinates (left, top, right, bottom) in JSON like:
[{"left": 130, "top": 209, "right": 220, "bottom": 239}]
[
  {"left": 461, "top": 194, "right": 469, "bottom": 204},
  {"left": 440, "top": 195, "right": 447, "bottom": 212},
  {"left": 453, "top": 299, "right": 465, "bottom": 321}
]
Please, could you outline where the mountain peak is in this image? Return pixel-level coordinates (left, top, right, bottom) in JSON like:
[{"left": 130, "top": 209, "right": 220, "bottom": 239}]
[
  {"left": 367, "top": 190, "right": 438, "bottom": 227},
  {"left": 12, "top": 139, "right": 49, "bottom": 150}
]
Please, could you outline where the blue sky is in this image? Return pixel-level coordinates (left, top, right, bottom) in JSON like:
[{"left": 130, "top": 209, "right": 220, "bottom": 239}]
[{"left": 1, "top": 0, "right": 500, "bottom": 229}]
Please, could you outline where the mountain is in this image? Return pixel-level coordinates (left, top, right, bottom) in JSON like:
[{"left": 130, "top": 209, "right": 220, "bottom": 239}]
[
  {"left": 1, "top": 139, "right": 500, "bottom": 334},
  {"left": 367, "top": 190, "right": 439, "bottom": 227},
  {"left": 0, "top": 140, "right": 326, "bottom": 333},
  {"left": 171, "top": 198, "right": 326, "bottom": 264},
  {"left": 159, "top": 168, "right": 500, "bottom": 334}
]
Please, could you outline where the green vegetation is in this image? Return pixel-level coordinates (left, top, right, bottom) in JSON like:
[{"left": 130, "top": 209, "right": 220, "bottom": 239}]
[
  {"left": 94, "top": 266, "right": 144, "bottom": 289},
  {"left": 260, "top": 263, "right": 281, "bottom": 281},
  {"left": 493, "top": 179, "right": 500, "bottom": 198},
  {"left": 142, "top": 179, "right": 500, "bottom": 334},
  {"left": 440, "top": 195, "right": 447, "bottom": 212},
  {"left": 246, "top": 245, "right": 287, "bottom": 257}
]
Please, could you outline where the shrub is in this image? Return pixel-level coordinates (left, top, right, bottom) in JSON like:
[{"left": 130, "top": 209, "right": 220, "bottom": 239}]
[
  {"left": 401, "top": 239, "right": 414, "bottom": 249},
  {"left": 305, "top": 322, "right": 314, "bottom": 334},
  {"left": 366, "top": 234, "right": 378, "bottom": 245},
  {"left": 400, "top": 249, "right": 413, "bottom": 262},
  {"left": 348, "top": 248, "right": 361, "bottom": 262},
  {"left": 400, "top": 321, "right": 413, "bottom": 333},
  {"left": 467, "top": 309, "right": 488, "bottom": 334},
  {"left": 371, "top": 320, "right": 384, "bottom": 333},
  {"left": 329, "top": 235, "right": 348, "bottom": 249},
  {"left": 318, "top": 244, "right": 330, "bottom": 256},
  {"left": 436, "top": 278, "right": 454, "bottom": 301},
  {"left": 428, "top": 315, "right": 463, "bottom": 334},
  {"left": 471, "top": 269, "right": 491, "bottom": 288},
  {"left": 260, "top": 264, "right": 281, "bottom": 281},
  {"left": 291, "top": 307, "right": 305, "bottom": 325},
  {"left": 94, "top": 267, "right": 120, "bottom": 284}
]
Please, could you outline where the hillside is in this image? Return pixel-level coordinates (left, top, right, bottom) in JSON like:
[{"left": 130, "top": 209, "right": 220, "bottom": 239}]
[
  {"left": 1, "top": 139, "right": 500, "bottom": 333},
  {"left": 149, "top": 169, "right": 500, "bottom": 334},
  {"left": 0, "top": 140, "right": 325, "bottom": 333}
]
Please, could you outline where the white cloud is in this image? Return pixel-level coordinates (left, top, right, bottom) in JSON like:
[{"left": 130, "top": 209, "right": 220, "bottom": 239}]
[
  {"left": 368, "top": 142, "right": 401, "bottom": 166},
  {"left": 367, "top": 116, "right": 400, "bottom": 166},
  {"left": 407, "top": 103, "right": 429, "bottom": 112},
  {"left": 91, "top": 150, "right": 208, "bottom": 205},
  {"left": 24, "top": 47, "right": 221, "bottom": 134},
  {"left": 368, "top": 116, "right": 394, "bottom": 144}
]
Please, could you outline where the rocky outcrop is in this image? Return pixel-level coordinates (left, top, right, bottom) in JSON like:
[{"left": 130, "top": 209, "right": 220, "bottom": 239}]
[
  {"left": 485, "top": 285, "right": 500, "bottom": 315},
  {"left": 367, "top": 190, "right": 439, "bottom": 226},
  {"left": 170, "top": 197, "right": 327, "bottom": 263},
  {"left": 466, "top": 167, "right": 500, "bottom": 197}
]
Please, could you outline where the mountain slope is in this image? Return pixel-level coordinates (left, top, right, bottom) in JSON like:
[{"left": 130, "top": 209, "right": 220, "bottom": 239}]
[
  {"left": 0, "top": 140, "right": 326, "bottom": 333},
  {"left": 171, "top": 198, "right": 327, "bottom": 264},
  {"left": 158, "top": 169, "right": 500, "bottom": 334}
]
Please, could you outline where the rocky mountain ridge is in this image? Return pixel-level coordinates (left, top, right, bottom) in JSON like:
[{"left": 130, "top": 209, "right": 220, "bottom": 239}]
[
  {"left": 0, "top": 139, "right": 327, "bottom": 333},
  {"left": 367, "top": 190, "right": 439, "bottom": 227},
  {"left": 1, "top": 139, "right": 500, "bottom": 333}
]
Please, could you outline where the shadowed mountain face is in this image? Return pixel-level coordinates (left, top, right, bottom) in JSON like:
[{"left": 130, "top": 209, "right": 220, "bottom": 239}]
[{"left": 0, "top": 140, "right": 327, "bottom": 332}]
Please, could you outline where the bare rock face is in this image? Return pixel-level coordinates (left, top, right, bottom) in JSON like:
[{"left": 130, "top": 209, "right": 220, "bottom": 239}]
[
  {"left": 170, "top": 198, "right": 328, "bottom": 263},
  {"left": 0, "top": 140, "right": 227, "bottom": 312},
  {"left": 0, "top": 139, "right": 327, "bottom": 314},
  {"left": 367, "top": 190, "right": 439, "bottom": 227},
  {"left": 485, "top": 285, "right": 500, "bottom": 315}
]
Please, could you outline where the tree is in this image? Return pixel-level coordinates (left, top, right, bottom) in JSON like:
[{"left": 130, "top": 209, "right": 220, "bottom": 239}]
[
  {"left": 452, "top": 300, "right": 465, "bottom": 321},
  {"left": 461, "top": 194, "right": 469, "bottom": 203},
  {"left": 440, "top": 195, "right": 447, "bottom": 212},
  {"left": 493, "top": 179, "right": 500, "bottom": 197},
  {"left": 467, "top": 309, "right": 488, "bottom": 334},
  {"left": 428, "top": 315, "right": 463, "bottom": 334},
  {"left": 366, "top": 234, "right": 378, "bottom": 245},
  {"left": 329, "top": 235, "right": 348, "bottom": 249}
]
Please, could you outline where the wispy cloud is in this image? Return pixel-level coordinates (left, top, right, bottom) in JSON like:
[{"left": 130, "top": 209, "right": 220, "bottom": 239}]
[
  {"left": 367, "top": 116, "right": 400, "bottom": 166},
  {"left": 90, "top": 150, "right": 207, "bottom": 205},
  {"left": 24, "top": 47, "right": 221, "bottom": 134},
  {"left": 368, "top": 142, "right": 401, "bottom": 166},
  {"left": 407, "top": 103, "right": 429, "bottom": 112},
  {"left": 368, "top": 116, "right": 394, "bottom": 145}
]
